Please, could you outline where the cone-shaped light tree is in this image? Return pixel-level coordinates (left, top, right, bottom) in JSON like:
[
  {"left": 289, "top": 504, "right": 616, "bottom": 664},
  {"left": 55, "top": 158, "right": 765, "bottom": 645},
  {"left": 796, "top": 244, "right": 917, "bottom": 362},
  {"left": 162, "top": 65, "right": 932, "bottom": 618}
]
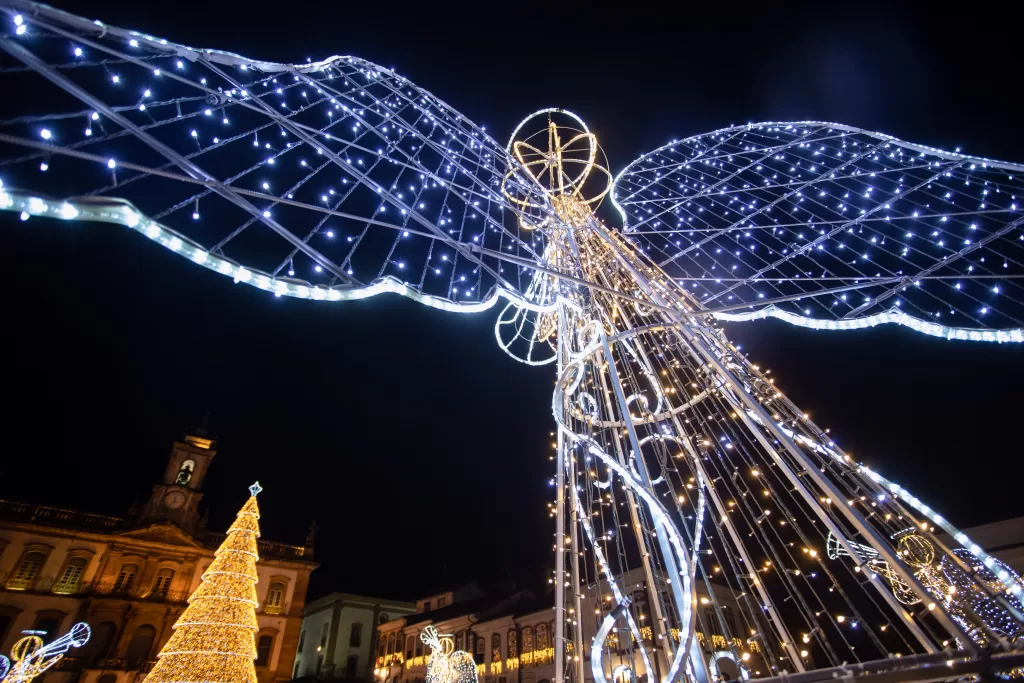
[{"left": 144, "top": 482, "right": 264, "bottom": 683}]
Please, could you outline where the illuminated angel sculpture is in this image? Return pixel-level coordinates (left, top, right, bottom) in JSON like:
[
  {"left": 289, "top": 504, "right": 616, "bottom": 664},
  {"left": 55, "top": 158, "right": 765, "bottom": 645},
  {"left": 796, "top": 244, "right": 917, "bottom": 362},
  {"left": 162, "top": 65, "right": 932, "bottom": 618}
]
[
  {"left": 421, "top": 626, "right": 478, "bottom": 683},
  {"left": 0, "top": 623, "right": 90, "bottom": 683},
  {"left": 3, "top": 3, "right": 1024, "bottom": 681}
]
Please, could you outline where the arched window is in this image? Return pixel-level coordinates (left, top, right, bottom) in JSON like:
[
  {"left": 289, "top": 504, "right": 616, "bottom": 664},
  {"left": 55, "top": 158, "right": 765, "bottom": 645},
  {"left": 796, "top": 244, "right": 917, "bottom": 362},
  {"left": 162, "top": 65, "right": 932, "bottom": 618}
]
[
  {"left": 387, "top": 633, "right": 396, "bottom": 654},
  {"left": 152, "top": 568, "right": 174, "bottom": 597},
  {"left": 265, "top": 581, "right": 285, "bottom": 615},
  {"left": 536, "top": 624, "right": 548, "bottom": 651},
  {"left": 508, "top": 630, "right": 518, "bottom": 660},
  {"left": 32, "top": 612, "right": 64, "bottom": 644},
  {"left": 86, "top": 621, "right": 117, "bottom": 661},
  {"left": 125, "top": 624, "right": 157, "bottom": 665},
  {"left": 176, "top": 459, "right": 195, "bottom": 485},
  {"left": 52, "top": 557, "right": 87, "bottom": 595},
  {"left": 5, "top": 551, "right": 46, "bottom": 591},
  {"left": 0, "top": 606, "right": 23, "bottom": 646},
  {"left": 350, "top": 623, "right": 363, "bottom": 647},
  {"left": 346, "top": 654, "right": 359, "bottom": 677},
  {"left": 377, "top": 634, "right": 386, "bottom": 657},
  {"left": 491, "top": 633, "right": 501, "bottom": 662},
  {"left": 455, "top": 631, "right": 464, "bottom": 652},
  {"left": 522, "top": 627, "right": 534, "bottom": 654},
  {"left": 256, "top": 634, "right": 274, "bottom": 667},
  {"left": 406, "top": 635, "right": 414, "bottom": 659},
  {"left": 114, "top": 563, "right": 138, "bottom": 593},
  {"left": 415, "top": 633, "right": 423, "bottom": 657}
]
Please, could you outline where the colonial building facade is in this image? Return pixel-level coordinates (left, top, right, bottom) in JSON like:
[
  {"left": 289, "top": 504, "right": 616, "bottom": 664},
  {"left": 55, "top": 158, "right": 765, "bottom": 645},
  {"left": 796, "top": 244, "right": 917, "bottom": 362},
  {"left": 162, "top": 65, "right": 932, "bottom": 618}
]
[
  {"left": 372, "top": 571, "right": 761, "bottom": 683},
  {"left": 0, "top": 432, "right": 317, "bottom": 683},
  {"left": 292, "top": 593, "right": 416, "bottom": 680}
]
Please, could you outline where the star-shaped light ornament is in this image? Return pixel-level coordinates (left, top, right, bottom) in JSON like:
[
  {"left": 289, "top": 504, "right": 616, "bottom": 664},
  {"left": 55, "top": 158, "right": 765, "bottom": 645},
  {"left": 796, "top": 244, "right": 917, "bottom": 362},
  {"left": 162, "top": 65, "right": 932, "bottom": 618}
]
[{"left": 249, "top": 481, "right": 263, "bottom": 497}]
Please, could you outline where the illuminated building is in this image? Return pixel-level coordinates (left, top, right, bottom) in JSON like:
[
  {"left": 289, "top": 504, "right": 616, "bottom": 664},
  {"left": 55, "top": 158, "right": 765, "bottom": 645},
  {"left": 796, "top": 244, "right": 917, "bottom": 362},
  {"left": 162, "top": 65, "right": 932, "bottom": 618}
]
[
  {"left": 293, "top": 593, "right": 416, "bottom": 680},
  {"left": 373, "top": 571, "right": 757, "bottom": 683},
  {"left": 0, "top": 431, "right": 316, "bottom": 683}
]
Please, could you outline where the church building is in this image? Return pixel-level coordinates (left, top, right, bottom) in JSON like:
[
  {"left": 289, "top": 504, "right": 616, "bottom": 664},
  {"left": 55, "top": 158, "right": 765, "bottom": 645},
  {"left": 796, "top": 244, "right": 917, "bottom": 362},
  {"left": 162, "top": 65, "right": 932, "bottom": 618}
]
[{"left": 0, "top": 431, "right": 317, "bottom": 683}]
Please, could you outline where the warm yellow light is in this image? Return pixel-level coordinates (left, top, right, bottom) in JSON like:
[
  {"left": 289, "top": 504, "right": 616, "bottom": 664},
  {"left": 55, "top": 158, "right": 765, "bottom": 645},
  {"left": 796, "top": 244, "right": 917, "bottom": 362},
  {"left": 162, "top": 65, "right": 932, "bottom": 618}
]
[{"left": 144, "top": 486, "right": 264, "bottom": 683}]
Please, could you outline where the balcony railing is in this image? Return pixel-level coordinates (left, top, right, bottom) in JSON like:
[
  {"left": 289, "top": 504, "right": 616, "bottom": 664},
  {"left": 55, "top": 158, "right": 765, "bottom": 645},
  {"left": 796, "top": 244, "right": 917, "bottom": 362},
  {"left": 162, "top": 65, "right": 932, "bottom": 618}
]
[
  {"left": 89, "top": 581, "right": 188, "bottom": 603},
  {"left": 201, "top": 531, "right": 307, "bottom": 559},
  {"left": 0, "top": 500, "right": 123, "bottom": 531},
  {"left": 87, "top": 658, "right": 157, "bottom": 672}
]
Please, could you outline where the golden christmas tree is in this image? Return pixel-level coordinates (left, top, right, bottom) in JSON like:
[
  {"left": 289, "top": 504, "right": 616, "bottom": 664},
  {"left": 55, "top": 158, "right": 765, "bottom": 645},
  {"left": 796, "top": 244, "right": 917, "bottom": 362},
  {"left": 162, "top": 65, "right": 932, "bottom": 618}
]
[{"left": 144, "top": 482, "right": 264, "bottom": 683}]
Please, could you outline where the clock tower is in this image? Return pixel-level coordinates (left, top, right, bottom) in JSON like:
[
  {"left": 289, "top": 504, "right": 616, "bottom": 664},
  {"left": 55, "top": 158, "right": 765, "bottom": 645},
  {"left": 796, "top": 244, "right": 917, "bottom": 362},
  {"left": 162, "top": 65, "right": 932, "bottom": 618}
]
[{"left": 134, "top": 429, "right": 217, "bottom": 534}]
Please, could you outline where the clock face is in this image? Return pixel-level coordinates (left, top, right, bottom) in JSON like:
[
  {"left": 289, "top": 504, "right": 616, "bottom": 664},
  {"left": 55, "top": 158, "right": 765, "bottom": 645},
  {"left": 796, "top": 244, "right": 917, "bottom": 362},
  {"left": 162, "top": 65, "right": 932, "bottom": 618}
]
[{"left": 164, "top": 490, "right": 187, "bottom": 510}]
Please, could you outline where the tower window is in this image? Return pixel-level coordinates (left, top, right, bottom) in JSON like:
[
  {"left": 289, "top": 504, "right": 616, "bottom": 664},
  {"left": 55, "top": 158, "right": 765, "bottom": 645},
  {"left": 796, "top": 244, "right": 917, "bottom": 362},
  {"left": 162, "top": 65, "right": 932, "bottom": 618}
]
[
  {"left": 52, "top": 557, "right": 87, "bottom": 595},
  {"left": 176, "top": 459, "right": 195, "bottom": 486},
  {"left": 6, "top": 551, "right": 47, "bottom": 591},
  {"left": 114, "top": 563, "right": 138, "bottom": 593},
  {"left": 265, "top": 581, "right": 286, "bottom": 614}
]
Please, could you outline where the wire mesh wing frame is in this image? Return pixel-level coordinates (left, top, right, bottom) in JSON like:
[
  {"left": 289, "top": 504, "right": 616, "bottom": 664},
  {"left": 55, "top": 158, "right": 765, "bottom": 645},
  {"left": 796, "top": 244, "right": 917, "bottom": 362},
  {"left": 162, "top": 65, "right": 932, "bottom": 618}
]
[
  {"left": 0, "top": 0, "right": 563, "bottom": 313},
  {"left": 612, "top": 121, "right": 1024, "bottom": 343}
]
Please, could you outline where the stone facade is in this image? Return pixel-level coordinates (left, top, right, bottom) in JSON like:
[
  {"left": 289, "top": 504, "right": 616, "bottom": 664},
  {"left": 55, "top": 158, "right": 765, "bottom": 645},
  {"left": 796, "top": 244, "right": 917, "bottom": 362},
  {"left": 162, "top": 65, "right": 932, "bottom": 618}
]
[
  {"left": 293, "top": 593, "right": 416, "bottom": 680},
  {"left": 0, "top": 432, "right": 317, "bottom": 683}
]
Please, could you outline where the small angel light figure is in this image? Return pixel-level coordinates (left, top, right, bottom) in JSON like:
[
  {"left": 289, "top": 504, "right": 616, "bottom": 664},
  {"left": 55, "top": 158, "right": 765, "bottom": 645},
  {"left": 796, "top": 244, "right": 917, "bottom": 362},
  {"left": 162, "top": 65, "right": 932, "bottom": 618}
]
[
  {"left": 421, "top": 626, "right": 478, "bottom": 683},
  {"left": 2, "top": 623, "right": 90, "bottom": 683}
]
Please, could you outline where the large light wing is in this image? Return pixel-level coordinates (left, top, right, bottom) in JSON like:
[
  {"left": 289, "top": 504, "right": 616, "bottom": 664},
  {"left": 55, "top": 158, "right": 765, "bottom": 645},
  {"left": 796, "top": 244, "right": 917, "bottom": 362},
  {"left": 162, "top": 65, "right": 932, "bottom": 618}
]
[
  {"left": 0, "top": 1, "right": 553, "bottom": 310},
  {"left": 612, "top": 122, "right": 1024, "bottom": 342}
]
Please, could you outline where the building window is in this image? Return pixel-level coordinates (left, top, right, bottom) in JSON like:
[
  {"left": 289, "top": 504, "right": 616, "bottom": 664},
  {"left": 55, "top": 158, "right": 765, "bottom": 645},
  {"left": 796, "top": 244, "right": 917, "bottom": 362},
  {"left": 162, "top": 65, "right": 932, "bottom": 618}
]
[
  {"left": 522, "top": 627, "right": 533, "bottom": 654},
  {"left": 265, "top": 581, "right": 286, "bottom": 615},
  {"left": 294, "top": 662, "right": 301, "bottom": 679},
  {"left": 299, "top": 630, "right": 306, "bottom": 654},
  {"left": 346, "top": 655, "right": 359, "bottom": 677},
  {"left": 152, "top": 568, "right": 174, "bottom": 597},
  {"left": 52, "top": 557, "right": 87, "bottom": 595},
  {"left": 5, "top": 551, "right": 46, "bottom": 591},
  {"left": 176, "top": 459, "right": 195, "bottom": 485},
  {"left": 378, "top": 635, "right": 386, "bottom": 658},
  {"left": 33, "top": 614, "right": 63, "bottom": 644},
  {"left": 350, "top": 623, "right": 363, "bottom": 647},
  {"left": 508, "top": 630, "right": 518, "bottom": 659},
  {"left": 415, "top": 633, "right": 423, "bottom": 658},
  {"left": 85, "top": 621, "right": 117, "bottom": 661},
  {"left": 256, "top": 634, "right": 273, "bottom": 667},
  {"left": 536, "top": 624, "right": 548, "bottom": 651},
  {"left": 455, "top": 632, "right": 464, "bottom": 652},
  {"left": 125, "top": 624, "right": 157, "bottom": 665},
  {"left": 436, "top": 597, "right": 446, "bottom": 608},
  {"left": 723, "top": 606, "right": 738, "bottom": 635},
  {"left": 475, "top": 634, "right": 484, "bottom": 655},
  {"left": 114, "top": 563, "right": 138, "bottom": 593},
  {"left": 0, "top": 607, "right": 22, "bottom": 646},
  {"left": 491, "top": 633, "right": 501, "bottom": 662},
  {"left": 406, "top": 635, "right": 414, "bottom": 659},
  {"left": 387, "top": 633, "right": 395, "bottom": 654},
  {"left": 423, "top": 600, "right": 431, "bottom": 612}
]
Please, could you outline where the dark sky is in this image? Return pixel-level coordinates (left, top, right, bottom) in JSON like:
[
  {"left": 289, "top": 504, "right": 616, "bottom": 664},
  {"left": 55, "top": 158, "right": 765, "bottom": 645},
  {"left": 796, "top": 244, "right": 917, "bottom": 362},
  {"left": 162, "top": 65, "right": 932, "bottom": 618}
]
[{"left": 2, "top": 1, "right": 1023, "bottom": 602}]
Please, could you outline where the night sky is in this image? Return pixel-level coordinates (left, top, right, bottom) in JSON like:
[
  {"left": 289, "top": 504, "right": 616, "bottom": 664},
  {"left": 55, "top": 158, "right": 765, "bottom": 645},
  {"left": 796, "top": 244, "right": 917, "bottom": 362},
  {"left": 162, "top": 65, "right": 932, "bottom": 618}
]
[{"left": 2, "top": 1, "right": 1023, "bottom": 602}]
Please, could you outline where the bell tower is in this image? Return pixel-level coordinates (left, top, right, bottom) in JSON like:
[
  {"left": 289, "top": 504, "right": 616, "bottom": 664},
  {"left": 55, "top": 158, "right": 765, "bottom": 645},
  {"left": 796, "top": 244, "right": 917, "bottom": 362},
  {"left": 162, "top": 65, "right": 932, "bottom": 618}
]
[{"left": 135, "top": 428, "right": 217, "bottom": 535}]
